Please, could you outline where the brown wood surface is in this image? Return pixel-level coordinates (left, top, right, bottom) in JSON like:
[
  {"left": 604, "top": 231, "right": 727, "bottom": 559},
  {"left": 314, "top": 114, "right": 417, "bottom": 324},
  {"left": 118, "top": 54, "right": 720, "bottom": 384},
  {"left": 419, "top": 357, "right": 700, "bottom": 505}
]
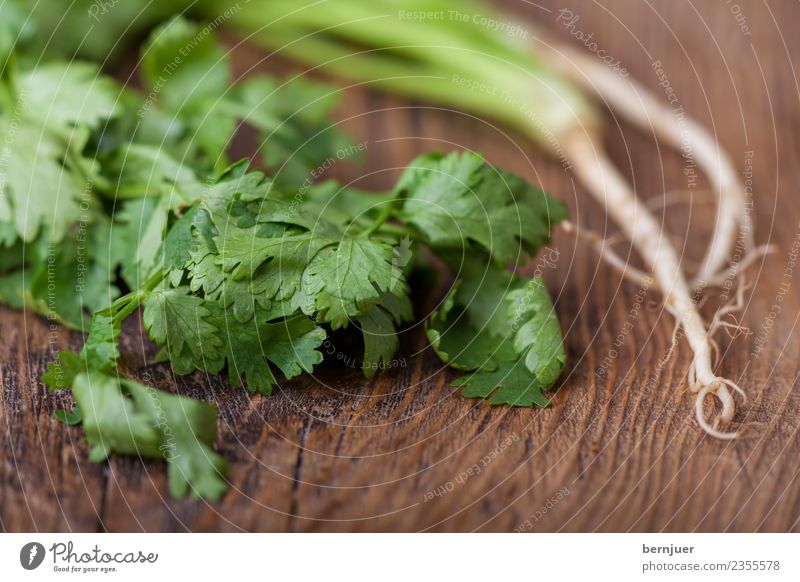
[{"left": 2, "top": 0, "right": 800, "bottom": 532}]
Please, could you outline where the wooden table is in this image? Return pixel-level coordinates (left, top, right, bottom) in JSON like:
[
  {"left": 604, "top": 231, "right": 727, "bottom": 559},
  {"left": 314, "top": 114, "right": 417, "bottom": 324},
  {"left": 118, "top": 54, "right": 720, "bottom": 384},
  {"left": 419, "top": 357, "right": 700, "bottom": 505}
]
[{"left": 2, "top": 0, "right": 799, "bottom": 532}]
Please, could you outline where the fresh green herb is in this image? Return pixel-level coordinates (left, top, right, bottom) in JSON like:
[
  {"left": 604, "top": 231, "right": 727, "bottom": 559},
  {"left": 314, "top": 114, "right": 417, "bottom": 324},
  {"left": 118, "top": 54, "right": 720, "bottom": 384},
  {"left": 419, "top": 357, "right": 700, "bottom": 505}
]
[
  {"left": 427, "top": 256, "right": 565, "bottom": 407},
  {"left": 220, "top": 0, "right": 754, "bottom": 439},
  {"left": 1, "top": 8, "right": 567, "bottom": 500}
]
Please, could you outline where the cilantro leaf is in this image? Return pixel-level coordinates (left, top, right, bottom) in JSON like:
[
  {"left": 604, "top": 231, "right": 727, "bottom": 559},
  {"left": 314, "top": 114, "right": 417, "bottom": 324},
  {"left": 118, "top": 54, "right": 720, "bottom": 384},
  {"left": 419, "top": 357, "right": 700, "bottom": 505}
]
[
  {"left": 110, "top": 197, "right": 160, "bottom": 290},
  {"left": 508, "top": 278, "right": 567, "bottom": 387},
  {"left": 142, "top": 286, "right": 225, "bottom": 374},
  {"left": 302, "top": 237, "right": 404, "bottom": 329},
  {"left": 141, "top": 16, "right": 230, "bottom": 113},
  {"left": 123, "top": 377, "right": 228, "bottom": 500},
  {"left": 220, "top": 313, "right": 325, "bottom": 394},
  {"left": 0, "top": 61, "right": 118, "bottom": 243},
  {"left": 188, "top": 238, "right": 275, "bottom": 323},
  {"left": 397, "top": 151, "right": 567, "bottom": 262},
  {"left": 70, "top": 371, "right": 227, "bottom": 500},
  {"left": 11, "top": 217, "right": 120, "bottom": 328},
  {"left": 54, "top": 407, "right": 83, "bottom": 425},
  {"left": 72, "top": 371, "right": 162, "bottom": 463},
  {"left": 230, "top": 75, "right": 357, "bottom": 188},
  {"left": 42, "top": 351, "right": 86, "bottom": 393},
  {"left": 357, "top": 290, "right": 413, "bottom": 378},
  {"left": 426, "top": 257, "right": 565, "bottom": 406},
  {"left": 454, "top": 349, "right": 551, "bottom": 407},
  {"left": 159, "top": 205, "right": 215, "bottom": 286},
  {"left": 79, "top": 311, "right": 122, "bottom": 370},
  {"left": 139, "top": 16, "right": 235, "bottom": 170}
]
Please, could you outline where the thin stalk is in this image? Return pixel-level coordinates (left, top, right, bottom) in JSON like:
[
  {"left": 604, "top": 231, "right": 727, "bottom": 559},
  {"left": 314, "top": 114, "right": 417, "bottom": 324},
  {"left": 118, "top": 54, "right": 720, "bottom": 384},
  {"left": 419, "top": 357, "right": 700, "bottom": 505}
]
[
  {"left": 359, "top": 192, "right": 402, "bottom": 238},
  {"left": 564, "top": 130, "right": 739, "bottom": 438},
  {"left": 538, "top": 41, "right": 752, "bottom": 285},
  {"left": 259, "top": 28, "right": 544, "bottom": 132},
  {"left": 231, "top": 1, "right": 595, "bottom": 142},
  {"left": 376, "top": 222, "right": 414, "bottom": 238}
]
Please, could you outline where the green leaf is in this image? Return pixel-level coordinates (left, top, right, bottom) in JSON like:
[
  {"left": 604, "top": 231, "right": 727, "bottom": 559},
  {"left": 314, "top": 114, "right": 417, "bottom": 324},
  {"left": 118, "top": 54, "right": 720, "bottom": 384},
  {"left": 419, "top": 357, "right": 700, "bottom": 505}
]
[
  {"left": 189, "top": 246, "right": 272, "bottom": 323},
  {"left": 69, "top": 371, "right": 227, "bottom": 500},
  {"left": 398, "top": 151, "right": 567, "bottom": 262},
  {"left": 0, "top": 0, "right": 28, "bottom": 59},
  {"left": 110, "top": 198, "right": 160, "bottom": 289},
  {"left": 72, "top": 372, "right": 162, "bottom": 462},
  {"left": 20, "top": 61, "right": 118, "bottom": 131},
  {"left": 80, "top": 311, "right": 121, "bottom": 370},
  {"left": 426, "top": 256, "right": 565, "bottom": 407},
  {"left": 54, "top": 407, "right": 83, "bottom": 426},
  {"left": 425, "top": 278, "right": 503, "bottom": 372},
  {"left": 105, "top": 143, "right": 206, "bottom": 206},
  {"left": 357, "top": 307, "right": 399, "bottom": 378},
  {"left": 230, "top": 76, "right": 357, "bottom": 189},
  {"left": 357, "top": 291, "right": 413, "bottom": 378},
  {"left": 302, "top": 237, "right": 404, "bottom": 329},
  {"left": 160, "top": 205, "right": 214, "bottom": 285},
  {"left": 303, "top": 181, "right": 392, "bottom": 228},
  {"left": 142, "top": 286, "right": 224, "bottom": 374},
  {"left": 124, "top": 378, "right": 228, "bottom": 500},
  {"left": 42, "top": 351, "right": 85, "bottom": 392},
  {"left": 141, "top": 16, "right": 230, "bottom": 113},
  {"left": 21, "top": 217, "right": 120, "bottom": 328},
  {"left": 0, "top": 62, "right": 118, "bottom": 243},
  {"left": 217, "top": 230, "right": 332, "bottom": 283},
  {"left": 454, "top": 349, "right": 551, "bottom": 407},
  {"left": 213, "top": 307, "right": 326, "bottom": 394},
  {"left": 508, "top": 278, "right": 566, "bottom": 388}
]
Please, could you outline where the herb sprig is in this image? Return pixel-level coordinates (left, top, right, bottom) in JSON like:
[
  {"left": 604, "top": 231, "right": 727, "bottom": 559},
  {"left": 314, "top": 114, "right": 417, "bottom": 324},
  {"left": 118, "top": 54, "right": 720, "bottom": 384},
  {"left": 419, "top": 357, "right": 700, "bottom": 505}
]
[{"left": 1, "top": 9, "right": 567, "bottom": 500}]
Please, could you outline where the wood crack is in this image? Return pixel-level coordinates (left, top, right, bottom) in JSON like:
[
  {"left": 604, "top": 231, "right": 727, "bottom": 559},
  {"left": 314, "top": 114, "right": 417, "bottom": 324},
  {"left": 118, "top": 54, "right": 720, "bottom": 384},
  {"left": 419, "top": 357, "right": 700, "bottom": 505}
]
[{"left": 287, "top": 416, "right": 312, "bottom": 532}]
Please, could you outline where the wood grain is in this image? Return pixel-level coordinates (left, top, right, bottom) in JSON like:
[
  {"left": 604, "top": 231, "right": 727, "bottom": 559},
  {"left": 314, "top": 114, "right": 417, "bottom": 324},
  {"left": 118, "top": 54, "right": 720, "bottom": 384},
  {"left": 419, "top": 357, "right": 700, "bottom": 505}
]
[{"left": 2, "top": 0, "right": 800, "bottom": 532}]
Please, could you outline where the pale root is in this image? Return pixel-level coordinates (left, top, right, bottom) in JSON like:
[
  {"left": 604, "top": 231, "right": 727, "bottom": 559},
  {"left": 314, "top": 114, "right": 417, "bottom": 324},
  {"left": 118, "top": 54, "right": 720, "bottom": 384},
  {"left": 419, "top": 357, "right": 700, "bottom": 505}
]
[
  {"left": 562, "top": 130, "right": 739, "bottom": 438},
  {"left": 539, "top": 41, "right": 752, "bottom": 285}
]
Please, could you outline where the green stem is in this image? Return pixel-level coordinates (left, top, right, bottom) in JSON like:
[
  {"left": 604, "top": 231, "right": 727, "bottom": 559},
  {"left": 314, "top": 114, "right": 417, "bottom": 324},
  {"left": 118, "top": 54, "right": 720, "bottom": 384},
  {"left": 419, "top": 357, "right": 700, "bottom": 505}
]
[
  {"left": 108, "top": 270, "right": 163, "bottom": 323},
  {"left": 107, "top": 185, "right": 164, "bottom": 200},
  {"left": 229, "top": 0, "right": 594, "bottom": 145},
  {"left": 0, "top": 51, "right": 19, "bottom": 110},
  {"left": 257, "top": 29, "right": 536, "bottom": 136},
  {"left": 0, "top": 82, "right": 15, "bottom": 115},
  {"left": 375, "top": 222, "right": 415, "bottom": 238},
  {"left": 359, "top": 192, "right": 404, "bottom": 237},
  {"left": 65, "top": 145, "right": 115, "bottom": 198}
]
